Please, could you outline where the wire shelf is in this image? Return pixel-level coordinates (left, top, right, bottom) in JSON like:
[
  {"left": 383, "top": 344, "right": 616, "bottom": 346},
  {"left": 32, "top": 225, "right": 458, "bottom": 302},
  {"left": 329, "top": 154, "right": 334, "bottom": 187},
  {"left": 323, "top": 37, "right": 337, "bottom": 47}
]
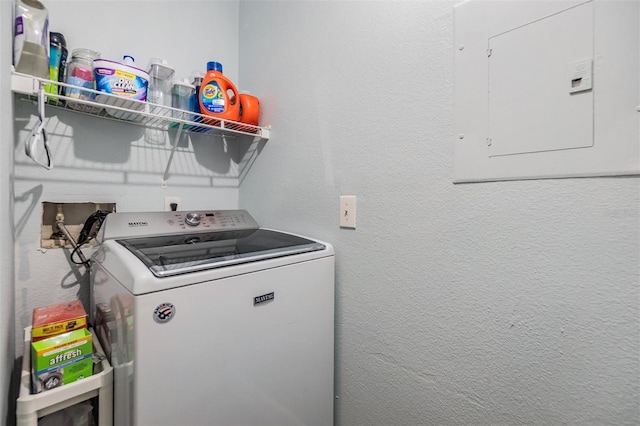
[
  {"left": 11, "top": 71, "right": 270, "bottom": 140},
  {"left": 12, "top": 69, "right": 270, "bottom": 185}
]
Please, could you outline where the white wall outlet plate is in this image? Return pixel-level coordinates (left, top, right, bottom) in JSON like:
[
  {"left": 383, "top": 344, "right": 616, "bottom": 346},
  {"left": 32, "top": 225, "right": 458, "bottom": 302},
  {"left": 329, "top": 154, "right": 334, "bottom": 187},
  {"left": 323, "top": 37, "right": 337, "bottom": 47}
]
[{"left": 340, "top": 195, "right": 356, "bottom": 229}]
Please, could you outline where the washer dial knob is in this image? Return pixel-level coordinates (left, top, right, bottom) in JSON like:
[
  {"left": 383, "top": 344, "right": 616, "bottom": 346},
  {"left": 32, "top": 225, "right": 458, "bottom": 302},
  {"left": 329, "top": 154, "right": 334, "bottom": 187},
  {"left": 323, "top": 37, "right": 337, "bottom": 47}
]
[{"left": 184, "top": 212, "right": 201, "bottom": 226}]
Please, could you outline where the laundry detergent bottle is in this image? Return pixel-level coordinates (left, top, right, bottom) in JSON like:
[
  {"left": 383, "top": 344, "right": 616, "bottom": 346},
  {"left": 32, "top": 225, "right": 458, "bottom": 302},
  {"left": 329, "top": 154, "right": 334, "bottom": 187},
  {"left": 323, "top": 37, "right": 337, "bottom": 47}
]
[{"left": 199, "top": 61, "right": 240, "bottom": 125}]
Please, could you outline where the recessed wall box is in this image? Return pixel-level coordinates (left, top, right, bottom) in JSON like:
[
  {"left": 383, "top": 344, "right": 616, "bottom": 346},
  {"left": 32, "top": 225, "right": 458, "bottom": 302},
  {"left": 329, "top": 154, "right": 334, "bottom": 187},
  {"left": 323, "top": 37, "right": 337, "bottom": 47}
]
[
  {"left": 454, "top": 0, "right": 640, "bottom": 182},
  {"left": 41, "top": 202, "right": 116, "bottom": 249}
]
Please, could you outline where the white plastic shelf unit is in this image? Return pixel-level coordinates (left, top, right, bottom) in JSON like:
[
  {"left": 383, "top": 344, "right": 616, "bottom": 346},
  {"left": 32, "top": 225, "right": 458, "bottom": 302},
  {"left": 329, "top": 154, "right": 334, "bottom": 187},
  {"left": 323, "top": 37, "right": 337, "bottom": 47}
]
[
  {"left": 16, "top": 327, "right": 113, "bottom": 426},
  {"left": 11, "top": 70, "right": 271, "bottom": 185}
]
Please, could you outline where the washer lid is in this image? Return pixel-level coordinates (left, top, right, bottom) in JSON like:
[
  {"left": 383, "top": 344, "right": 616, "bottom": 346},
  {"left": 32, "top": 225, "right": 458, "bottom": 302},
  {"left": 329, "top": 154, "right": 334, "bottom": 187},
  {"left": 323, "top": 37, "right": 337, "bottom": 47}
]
[{"left": 116, "top": 228, "right": 326, "bottom": 277}]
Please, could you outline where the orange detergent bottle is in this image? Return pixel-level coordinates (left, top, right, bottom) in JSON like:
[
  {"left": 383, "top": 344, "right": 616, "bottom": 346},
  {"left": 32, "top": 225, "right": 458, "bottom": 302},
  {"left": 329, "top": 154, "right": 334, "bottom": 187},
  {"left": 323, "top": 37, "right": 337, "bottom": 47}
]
[{"left": 199, "top": 61, "right": 240, "bottom": 125}]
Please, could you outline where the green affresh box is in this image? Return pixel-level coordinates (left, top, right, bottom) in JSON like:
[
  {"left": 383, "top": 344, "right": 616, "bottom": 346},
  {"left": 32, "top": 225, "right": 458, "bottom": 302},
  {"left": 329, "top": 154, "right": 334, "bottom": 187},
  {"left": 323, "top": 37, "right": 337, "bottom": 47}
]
[{"left": 31, "top": 328, "right": 93, "bottom": 393}]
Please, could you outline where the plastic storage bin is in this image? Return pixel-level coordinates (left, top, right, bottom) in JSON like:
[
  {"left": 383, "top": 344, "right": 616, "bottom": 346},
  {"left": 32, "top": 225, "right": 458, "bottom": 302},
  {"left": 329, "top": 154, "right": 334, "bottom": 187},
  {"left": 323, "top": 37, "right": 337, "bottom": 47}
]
[{"left": 16, "top": 327, "right": 113, "bottom": 426}]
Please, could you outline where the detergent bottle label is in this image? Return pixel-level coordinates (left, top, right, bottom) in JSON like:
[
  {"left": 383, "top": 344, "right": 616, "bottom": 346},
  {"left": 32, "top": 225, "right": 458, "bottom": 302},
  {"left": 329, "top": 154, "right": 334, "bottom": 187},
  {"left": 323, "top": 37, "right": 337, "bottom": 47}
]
[{"left": 201, "top": 81, "right": 225, "bottom": 114}]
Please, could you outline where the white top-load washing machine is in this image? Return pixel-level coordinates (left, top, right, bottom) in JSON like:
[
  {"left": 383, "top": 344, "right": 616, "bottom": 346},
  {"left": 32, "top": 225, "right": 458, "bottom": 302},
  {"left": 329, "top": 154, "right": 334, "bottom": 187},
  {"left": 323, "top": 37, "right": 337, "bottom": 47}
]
[{"left": 90, "top": 210, "right": 334, "bottom": 426}]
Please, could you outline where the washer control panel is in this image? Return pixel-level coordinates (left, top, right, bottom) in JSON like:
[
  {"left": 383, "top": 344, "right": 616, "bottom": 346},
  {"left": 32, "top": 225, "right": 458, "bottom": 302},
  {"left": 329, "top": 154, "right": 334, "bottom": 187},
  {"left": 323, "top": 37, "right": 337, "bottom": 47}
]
[{"left": 97, "top": 210, "right": 260, "bottom": 241}]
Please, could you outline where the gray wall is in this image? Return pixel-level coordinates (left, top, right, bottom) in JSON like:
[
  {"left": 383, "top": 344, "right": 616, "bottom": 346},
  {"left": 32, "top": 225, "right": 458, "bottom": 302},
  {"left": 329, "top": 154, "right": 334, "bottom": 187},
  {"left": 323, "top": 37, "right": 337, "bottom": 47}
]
[
  {"left": 238, "top": 1, "right": 640, "bottom": 424},
  {"left": 1, "top": 0, "right": 15, "bottom": 422},
  {"left": 4, "top": 1, "right": 639, "bottom": 424}
]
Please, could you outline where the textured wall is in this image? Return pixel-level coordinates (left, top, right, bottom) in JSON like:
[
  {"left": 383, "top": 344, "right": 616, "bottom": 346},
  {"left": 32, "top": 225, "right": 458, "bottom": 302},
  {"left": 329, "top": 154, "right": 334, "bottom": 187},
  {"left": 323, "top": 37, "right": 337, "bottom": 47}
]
[
  {"left": 238, "top": 1, "right": 640, "bottom": 424},
  {"left": 12, "top": 0, "right": 243, "bottom": 355},
  {"left": 1, "top": 0, "right": 15, "bottom": 422}
]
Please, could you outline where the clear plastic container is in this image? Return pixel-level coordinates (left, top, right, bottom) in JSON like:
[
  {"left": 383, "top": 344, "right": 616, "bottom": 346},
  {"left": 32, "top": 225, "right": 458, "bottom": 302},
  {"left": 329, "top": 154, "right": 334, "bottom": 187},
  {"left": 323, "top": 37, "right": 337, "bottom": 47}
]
[
  {"left": 172, "top": 79, "right": 194, "bottom": 112},
  {"left": 13, "top": 0, "right": 49, "bottom": 79},
  {"left": 64, "top": 48, "right": 100, "bottom": 109},
  {"left": 190, "top": 71, "right": 203, "bottom": 114},
  {"left": 170, "top": 79, "right": 195, "bottom": 128},
  {"left": 147, "top": 58, "right": 174, "bottom": 108},
  {"left": 189, "top": 71, "right": 204, "bottom": 131}
]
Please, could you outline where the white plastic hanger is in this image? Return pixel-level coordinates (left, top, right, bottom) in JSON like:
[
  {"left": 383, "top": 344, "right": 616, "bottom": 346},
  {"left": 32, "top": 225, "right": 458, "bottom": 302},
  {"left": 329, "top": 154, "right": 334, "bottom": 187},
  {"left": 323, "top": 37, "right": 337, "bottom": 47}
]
[{"left": 25, "top": 85, "right": 53, "bottom": 170}]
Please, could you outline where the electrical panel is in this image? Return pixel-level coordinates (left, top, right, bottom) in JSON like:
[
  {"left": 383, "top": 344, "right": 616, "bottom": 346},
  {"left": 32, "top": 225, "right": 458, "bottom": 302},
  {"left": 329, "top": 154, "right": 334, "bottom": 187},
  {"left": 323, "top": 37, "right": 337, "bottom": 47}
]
[{"left": 454, "top": 0, "right": 639, "bottom": 182}]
